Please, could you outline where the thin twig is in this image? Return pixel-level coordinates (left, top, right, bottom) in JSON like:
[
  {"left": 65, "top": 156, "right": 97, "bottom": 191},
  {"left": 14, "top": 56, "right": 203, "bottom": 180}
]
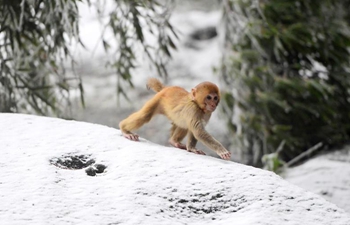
[
  {"left": 276, "top": 140, "right": 286, "bottom": 154},
  {"left": 286, "top": 142, "right": 323, "bottom": 167}
]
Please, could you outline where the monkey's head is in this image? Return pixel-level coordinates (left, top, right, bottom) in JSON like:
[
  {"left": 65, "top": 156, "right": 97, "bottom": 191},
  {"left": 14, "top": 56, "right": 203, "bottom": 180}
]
[{"left": 191, "top": 82, "right": 220, "bottom": 113}]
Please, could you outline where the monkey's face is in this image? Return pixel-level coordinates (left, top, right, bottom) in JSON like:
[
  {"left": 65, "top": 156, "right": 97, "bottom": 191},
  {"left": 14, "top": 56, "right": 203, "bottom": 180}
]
[
  {"left": 204, "top": 93, "right": 219, "bottom": 112},
  {"left": 191, "top": 82, "right": 221, "bottom": 113}
]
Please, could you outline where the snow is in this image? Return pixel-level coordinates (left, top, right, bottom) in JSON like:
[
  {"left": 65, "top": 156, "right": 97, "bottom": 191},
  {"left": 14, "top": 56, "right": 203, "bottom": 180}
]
[
  {"left": 284, "top": 157, "right": 350, "bottom": 214},
  {"left": 1, "top": 113, "right": 350, "bottom": 225}
]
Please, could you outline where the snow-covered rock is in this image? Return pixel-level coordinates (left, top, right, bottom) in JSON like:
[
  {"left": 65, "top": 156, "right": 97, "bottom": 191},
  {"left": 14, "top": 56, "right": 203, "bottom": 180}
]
[
  {"left": 284, "top": 156, "right": 350, "bottom": 214},
  {"left": 0, "top": 113, "right": 349, "bottom": 225}
]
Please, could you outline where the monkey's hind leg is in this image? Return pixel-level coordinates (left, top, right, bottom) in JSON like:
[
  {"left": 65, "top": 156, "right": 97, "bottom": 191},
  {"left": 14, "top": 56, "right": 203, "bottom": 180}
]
[
  {"left": 119, "top": 98, "right": 159, "bottom": 141},
  {"left": 169, "top": 124, "right": 188, "bottom": 149}
]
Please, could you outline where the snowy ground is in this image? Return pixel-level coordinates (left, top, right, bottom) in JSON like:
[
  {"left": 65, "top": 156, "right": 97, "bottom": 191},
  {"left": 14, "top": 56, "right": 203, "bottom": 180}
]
[
  {"left": 284, "top": 152, "right": 350, "bottom": 214},
  {"left": 1, "top": 113, "right": 350, "bottom": 225}
]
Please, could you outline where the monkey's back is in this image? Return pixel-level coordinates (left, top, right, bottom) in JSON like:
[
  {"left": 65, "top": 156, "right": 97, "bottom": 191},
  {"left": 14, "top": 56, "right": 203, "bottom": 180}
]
[{"left": 156, "top": 86, "right": 198, "bottom": 129}]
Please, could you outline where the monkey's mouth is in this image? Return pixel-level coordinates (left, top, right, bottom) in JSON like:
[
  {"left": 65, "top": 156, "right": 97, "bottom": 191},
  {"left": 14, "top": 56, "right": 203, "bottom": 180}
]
[{"left": 207, "top": 106, "right": 216, "bottom": 112}]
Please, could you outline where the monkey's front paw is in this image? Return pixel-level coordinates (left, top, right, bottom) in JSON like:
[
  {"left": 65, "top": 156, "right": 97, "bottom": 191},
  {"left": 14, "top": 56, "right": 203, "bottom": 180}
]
[
  {"left": 188, "top": 148, "right": 206, "bottom": 155},
  {"left": 122, "top": 132, "right": 139, "bottom": 141},
  {"left": 219, "top": 151, "right": 231, "bottom": 160}
]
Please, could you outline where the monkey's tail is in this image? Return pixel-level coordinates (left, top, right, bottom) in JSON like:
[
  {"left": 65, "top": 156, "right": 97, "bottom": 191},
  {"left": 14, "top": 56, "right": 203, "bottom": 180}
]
[{"left": 147, "top": 78, "right": 165, "bottom": 93}]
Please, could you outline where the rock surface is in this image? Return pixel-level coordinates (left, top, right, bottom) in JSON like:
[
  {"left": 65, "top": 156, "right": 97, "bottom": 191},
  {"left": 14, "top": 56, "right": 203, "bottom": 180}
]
[{"left": 1, "top": 113, "right": 349, "bottom": 225}]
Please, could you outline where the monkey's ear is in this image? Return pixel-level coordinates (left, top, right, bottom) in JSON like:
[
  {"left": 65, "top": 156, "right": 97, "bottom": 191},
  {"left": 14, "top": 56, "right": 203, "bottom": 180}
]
[{"left": 191, "top": 88, "right": 197, "bottom": 101}]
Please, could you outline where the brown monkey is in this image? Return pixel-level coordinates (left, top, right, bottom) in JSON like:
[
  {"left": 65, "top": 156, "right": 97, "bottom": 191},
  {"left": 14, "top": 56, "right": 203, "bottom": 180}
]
[{"left": 119, "top": 78, "right": 231, "bottom": 160}]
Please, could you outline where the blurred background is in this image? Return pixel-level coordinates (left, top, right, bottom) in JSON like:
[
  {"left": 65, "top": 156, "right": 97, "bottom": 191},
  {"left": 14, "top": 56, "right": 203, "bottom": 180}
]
[{"left": 1, "top": 0, "right": 350, "bottom": 213}]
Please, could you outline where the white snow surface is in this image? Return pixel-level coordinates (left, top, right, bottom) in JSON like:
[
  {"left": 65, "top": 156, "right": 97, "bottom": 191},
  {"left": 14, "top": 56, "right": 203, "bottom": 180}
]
[
  {"left": 284, "top": 157, "right": 350, "bottom": 214},
  {"left": 1, "top": 113, "right": 349, "bottom": 225}
]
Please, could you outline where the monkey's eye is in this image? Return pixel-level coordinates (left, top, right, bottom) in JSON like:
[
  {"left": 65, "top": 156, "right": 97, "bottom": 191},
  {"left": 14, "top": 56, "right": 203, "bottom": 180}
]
[
  {"left": 213, "top": 96, "right": 218, "bottom": 101},
  {"left": 206, "top": 95, "right": 212, "bottom": 100}
]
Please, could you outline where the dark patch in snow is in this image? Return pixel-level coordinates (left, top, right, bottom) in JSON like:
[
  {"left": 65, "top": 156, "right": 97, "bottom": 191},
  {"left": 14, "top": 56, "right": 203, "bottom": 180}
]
[
  {"left": 185, "top": 26, "right": 218, "bottom": 50},
  {"left": 50, "top": 154, "right": 95, "bottom": 170},
  {"left": 156, "top": 192, "right": 247, "bottom": 216},
  {"left": 50, "top": 154, "right": 107, "bottom": 176},
  {"left": 190, "top": 26, "right": 217, "bottom": 41},
  {"left": 85, "top": 167, "right": 97, "bottom": 176},
  {"left": 320, "top": 190, "right": 331, "bottom": 196},
  {"left": 94, "top": 164, "right": 107, "bottom": 173},
  {"left": 85, "top": 164, "right": 108, "bottom": 176},
  {"left": 210, "top": 193, "right": 224, "bottom": 200}
]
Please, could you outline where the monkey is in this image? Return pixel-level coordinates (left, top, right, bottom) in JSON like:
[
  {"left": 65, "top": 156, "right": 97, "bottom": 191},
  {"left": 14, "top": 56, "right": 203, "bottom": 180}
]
[{"left": 119, "top": 78, "right": 231, "bottom": 160}]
